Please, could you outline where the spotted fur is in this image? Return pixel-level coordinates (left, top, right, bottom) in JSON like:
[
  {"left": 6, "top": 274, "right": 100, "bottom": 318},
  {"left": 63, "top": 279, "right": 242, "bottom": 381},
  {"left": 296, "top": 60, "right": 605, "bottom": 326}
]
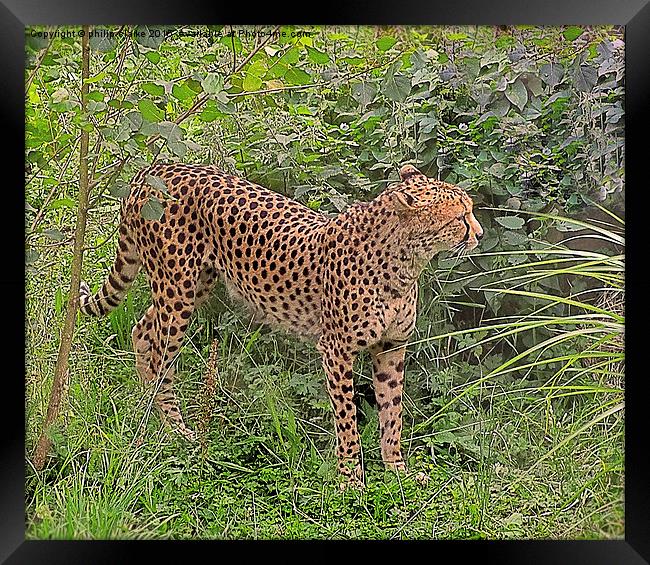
[{"left": 80, "top": 162, "right": 483, "bottom": 486}]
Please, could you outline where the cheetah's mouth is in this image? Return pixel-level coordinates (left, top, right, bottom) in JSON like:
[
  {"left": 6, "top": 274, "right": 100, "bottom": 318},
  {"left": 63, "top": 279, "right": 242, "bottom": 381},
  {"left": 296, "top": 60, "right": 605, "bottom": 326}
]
[
  {"left": 460, "top": 216, "right": 471, "bottom": 246},
  {"left": 448, "top": 216, "right": 473, "bottom": 255}
]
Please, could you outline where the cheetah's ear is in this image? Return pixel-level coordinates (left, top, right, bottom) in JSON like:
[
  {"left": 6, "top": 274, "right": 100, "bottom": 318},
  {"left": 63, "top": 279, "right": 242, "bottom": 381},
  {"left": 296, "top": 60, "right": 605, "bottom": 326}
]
[
  {"left": 389, "top": 190, "right": 418, "bottom": 214},
  {"left": 399, "top": 164, "right": 423, "bottom": 181}
]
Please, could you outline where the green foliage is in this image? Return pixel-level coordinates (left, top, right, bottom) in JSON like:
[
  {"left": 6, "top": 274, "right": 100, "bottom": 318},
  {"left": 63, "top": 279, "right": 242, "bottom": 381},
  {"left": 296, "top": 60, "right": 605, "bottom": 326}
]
[{"left": 25, "top": 25, "right": 624, "bottom": 540}]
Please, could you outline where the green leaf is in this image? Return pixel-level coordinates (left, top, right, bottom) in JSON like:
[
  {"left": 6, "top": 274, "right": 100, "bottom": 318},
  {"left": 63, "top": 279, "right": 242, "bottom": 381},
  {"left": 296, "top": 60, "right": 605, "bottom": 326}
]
[
  {"left": 351, "top": 81, "right": 377, "bottom": 108},
  {"left": 168, "top": 140, "right": 187, "bottom": 158},
  {"left": 459, "top": 57, "right": 480, "bottom": 81},
  {"left": 573, "top": 64, "right": 597, "bottom": 92},
  {"left": 201, "top": 72, "right": 223, "bottom": 94},
  {"left": 50, "top": 197, "right": 76, "bottom": 209},
  {"left": 87, "top": 99, "right": 107, "bottom": 113},
  {"left": 247, "top": 59, "right": 267, "bottom": 77},
  {"left": 43, "top": 228, "right": 65, "bottom": 241},
  {"left": 242, "top": 73, "right": 263, "bottom": 92},
  {"left": 490, "top": 94, "right": 511, "bottom": 117},
  {"left": 141, "top": 197, "right": 165, "bottom": 221},
  {"left": 266, "top": 62, "right": 289, "bottom": 80},
  {"left": 376, "top": 36, "right": 398, "bottom": 51},
  {"left": 523, "top": 96, "right": 542, "bottom": 119},
  {"left": 539, "top": 62, "right": 564, "bottom": 87},
  {"left": 306, "top": 46, "right": 330, "bottom": 65},
  {"left": 171, "top": 82, "right": 197, "bottom": 102},
  {"left": 125, "top": 111, "right": 143, "bottom": 131},
  {"left": 84, "top": 72, "right": 108, "bottom": 84},
  {"left": 54, "top": 287, "right": 63, "bottom": 315},
  {"left": 26, "top": 35, "right": 48, "bottom": 51},
  {"left": 51, "top": 88, "right": 69, "bottom": 103},
  {"left": 220, "top": 34, "right": 242, "bottom": 53},
  {"left": 494, "top": 216, "right": 525, "bottom": 230},
  {"left": 51, "top": 101, "right": 76, "bottom": 114},
  {"left": 138, "top": 99, "right": 164, "bottom": 123},
  {"left": 480, "top": 49, "right": 503, "bottom": 68},
  {"left": 107, "top": 98, "right": 132, "bottom": 110},
  {"left": 506, "top": 254, "right": 530, "bottom": 266},
  {"left": 501, "top": 231, "right": 529, "bottom": 246},
  {"left": 198, "top": 100, "right": 223, "bottom": 122},
  {"left": 505, "top": 78, "right": 528, "bottom": 111},
  {"left": 278, "top": 47, "right": 300, "bottom": 66},
  {"left": 141, "top": 82, "right": 165, "bottom": 97},
  {"left": 381, "top": 65, "right": 411, "bottom": 102},
  {"left": 341, "top": 56, "right": 364, "bottom": 66},
  {"left": 141, "top": 121, "right": 159, "bottom": 136},
  {"left": 475, "top": 111, "right": 497, "bottom": 126},
  {"left": 158, "top": 121, "right": 183, "bottom": 143},
  {"left": 186, "top": 78, "right": 203, "bottom": 94},
  {"left": 135, "top": 26, "right": 166, "bottom": 49},
  {"left": 489, "top": 162, "right": 507, "bottom": 178},
  {"left": 25, "top": 249, "right": 40, "bottom": 265},
  {"left": 26, "top": 151, "right": 45, "bottom": 167},
  {"left": 89, "top": 29, "right": 115, "bottom": 52},
  {"left": 110, "top": 179, "right": 131, "bottom": 198},
  {"left": 145, "top": 51, "right": 160, "bottom": 64},
  {"left": 146, "top": 174, "right": 169, "bottom": 194},
  {"left": 285, "top": 68, "right": 312, "bottom": 86},
  {"left": 521, "top": 73, "right": 544, "bottom": 97},
  {"left": 563, "top": 26, "right": 585, "bottom": 41}
]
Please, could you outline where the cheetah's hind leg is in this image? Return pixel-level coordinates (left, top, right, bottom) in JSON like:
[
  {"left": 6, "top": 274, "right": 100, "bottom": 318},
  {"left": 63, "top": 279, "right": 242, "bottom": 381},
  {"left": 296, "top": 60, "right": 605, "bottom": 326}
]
[{"left": 134, "top": 303, "right": 197, "bottom": 442}]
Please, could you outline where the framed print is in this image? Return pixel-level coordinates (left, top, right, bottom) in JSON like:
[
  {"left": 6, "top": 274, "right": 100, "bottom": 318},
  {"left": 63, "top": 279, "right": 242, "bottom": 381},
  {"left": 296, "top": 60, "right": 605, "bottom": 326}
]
[{"left": 8, "top": 0, "right": 650, "bottom": 561}]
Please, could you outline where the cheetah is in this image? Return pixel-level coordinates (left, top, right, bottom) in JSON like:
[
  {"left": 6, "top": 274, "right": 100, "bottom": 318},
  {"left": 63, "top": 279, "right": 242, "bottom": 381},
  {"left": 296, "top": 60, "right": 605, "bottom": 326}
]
[{"left": 79, "top": 162, "right": 483, "bottom": 487}]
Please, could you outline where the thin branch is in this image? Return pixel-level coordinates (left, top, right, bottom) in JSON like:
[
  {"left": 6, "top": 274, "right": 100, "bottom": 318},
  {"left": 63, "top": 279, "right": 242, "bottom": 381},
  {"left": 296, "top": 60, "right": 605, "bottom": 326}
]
[
  {"left": 82, "top": 221, "right": 121, "bottom": 251},
  {"left": 87, "top": 157, "right": 127, "bottom": 208},
  {"left": 27, "top": 137, "right": 80, "bottom": 237},
  {"left": 25, "top": 133, "right": 82, "bottom": 188},
  {"left": 229, "top": 25, "right": 237, "bottom": 74},
  {"left": 25, "top": 35, "right": 52, "bottom": 96}
]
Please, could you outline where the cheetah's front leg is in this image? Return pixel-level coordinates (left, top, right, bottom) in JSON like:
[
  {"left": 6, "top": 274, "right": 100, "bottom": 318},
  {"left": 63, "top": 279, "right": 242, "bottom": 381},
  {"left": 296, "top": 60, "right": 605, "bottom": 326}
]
[
  {"left": 318, "top": 339, "right": 363, "bottom": 488},
  {"left": 369, "top": 340, "right": 407, "bottom": 471}
]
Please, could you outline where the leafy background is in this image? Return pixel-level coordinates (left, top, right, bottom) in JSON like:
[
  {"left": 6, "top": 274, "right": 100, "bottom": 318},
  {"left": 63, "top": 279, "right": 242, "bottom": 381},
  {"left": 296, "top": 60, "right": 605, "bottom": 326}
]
[{"left": 25, "top": 25, "right": 624, "bottom": 539}]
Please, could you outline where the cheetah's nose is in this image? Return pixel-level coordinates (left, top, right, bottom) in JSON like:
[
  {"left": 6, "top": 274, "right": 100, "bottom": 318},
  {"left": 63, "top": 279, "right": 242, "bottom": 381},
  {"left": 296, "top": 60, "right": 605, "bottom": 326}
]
[{"left": 476, "top": 230, "right": 484, "bottom": 241}]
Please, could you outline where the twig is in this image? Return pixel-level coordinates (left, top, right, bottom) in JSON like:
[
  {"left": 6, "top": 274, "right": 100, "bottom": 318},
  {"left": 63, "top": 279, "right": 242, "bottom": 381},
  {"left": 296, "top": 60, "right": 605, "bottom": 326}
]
[
  {"left": 25, "top": 133, "right": 82, "bottom": 188},
  {"left": 25, "top": 35, "right": 52, "bottom": 96},
  {"left": 230, "top": 25, "right": 237, "bottom": 74},
  {"left": 87, "top": 157, "right": 127, "bottom": 209},
  {"left": 81, "top": 221, "right": 121, "bottom": 252},
  {"left": 27, "top": 138, "right": 80, "bottom": 237}
]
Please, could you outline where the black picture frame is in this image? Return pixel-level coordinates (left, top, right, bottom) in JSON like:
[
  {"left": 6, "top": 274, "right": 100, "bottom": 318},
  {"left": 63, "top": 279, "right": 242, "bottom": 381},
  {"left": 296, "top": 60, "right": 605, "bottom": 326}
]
[{"left": 8, "top": 0, "right": 649, "bottom": 562}]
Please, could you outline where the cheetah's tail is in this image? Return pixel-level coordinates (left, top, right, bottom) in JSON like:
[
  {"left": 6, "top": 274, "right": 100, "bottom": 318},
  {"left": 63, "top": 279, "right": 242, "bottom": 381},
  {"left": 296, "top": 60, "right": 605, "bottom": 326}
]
[{"left": 79, "top": 225, "right": 141, "bottom": 317}]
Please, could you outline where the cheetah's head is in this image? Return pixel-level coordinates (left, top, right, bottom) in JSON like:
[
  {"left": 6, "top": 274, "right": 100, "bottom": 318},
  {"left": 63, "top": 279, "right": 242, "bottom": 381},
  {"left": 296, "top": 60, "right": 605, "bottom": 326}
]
[{"left": 386, "top": 164, "right": 484, "bottom": 256}]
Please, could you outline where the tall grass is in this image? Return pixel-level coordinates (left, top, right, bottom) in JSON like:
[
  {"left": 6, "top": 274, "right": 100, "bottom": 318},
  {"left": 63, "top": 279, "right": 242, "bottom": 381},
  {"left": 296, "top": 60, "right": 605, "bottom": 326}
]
[{"left": 412, "top": 208, "right": 624, "bottom": 525}]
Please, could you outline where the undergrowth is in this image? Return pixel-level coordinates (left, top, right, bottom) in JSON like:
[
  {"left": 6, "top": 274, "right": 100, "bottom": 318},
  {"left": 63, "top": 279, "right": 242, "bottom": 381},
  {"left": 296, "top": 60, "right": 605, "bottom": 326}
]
[{"left": 25, "top": 214, "right": 624, "bottom": 540}]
